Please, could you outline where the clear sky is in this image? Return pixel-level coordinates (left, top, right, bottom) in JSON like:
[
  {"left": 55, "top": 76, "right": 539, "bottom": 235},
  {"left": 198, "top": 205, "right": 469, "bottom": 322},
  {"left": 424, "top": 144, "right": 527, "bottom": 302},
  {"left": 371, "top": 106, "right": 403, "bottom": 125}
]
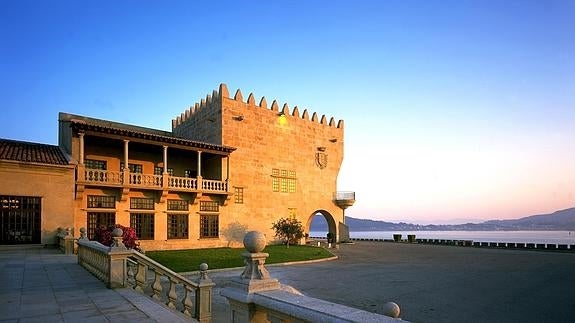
[{"left": 1, "top": 0, "right": 574, "bottom": 224}]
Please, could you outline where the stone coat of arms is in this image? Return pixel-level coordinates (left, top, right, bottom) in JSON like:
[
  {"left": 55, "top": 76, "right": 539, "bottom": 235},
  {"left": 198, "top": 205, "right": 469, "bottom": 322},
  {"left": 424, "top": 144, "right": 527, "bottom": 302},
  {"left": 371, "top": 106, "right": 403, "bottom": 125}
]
[{"left": 315, "top": 152, "right": 327, "bottom": 169}]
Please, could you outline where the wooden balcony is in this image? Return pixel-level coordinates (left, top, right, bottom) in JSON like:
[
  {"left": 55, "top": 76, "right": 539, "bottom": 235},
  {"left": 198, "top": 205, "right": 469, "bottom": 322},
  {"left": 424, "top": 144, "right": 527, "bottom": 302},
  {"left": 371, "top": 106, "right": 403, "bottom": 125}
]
[{"left": 78, "top": 167, "right": 228, "bottom": 194}]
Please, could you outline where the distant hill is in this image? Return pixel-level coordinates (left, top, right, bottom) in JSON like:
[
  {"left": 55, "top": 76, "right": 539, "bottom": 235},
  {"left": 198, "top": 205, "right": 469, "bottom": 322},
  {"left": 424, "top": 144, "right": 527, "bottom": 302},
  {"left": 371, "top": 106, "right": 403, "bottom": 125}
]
[{"left": 310, "top": 208, "right": 575, "bottom": 231}]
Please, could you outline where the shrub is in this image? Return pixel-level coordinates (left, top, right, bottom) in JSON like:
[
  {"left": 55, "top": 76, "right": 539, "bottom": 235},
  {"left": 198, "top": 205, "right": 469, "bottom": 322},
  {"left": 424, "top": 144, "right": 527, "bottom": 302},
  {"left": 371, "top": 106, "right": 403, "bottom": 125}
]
[
  {"left": 271, "top": 217, "right": 304, "bottom": 248},
  {"left": 94, "top": 224, "right": 141, "bottom": 251}
]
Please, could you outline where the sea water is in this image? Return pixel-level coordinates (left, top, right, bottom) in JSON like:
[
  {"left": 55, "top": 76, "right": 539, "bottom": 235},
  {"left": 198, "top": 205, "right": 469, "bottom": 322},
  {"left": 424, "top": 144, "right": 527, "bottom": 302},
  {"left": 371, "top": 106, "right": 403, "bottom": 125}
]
[{"left": 308, "top": 230, "right": 575, "bottom": 245}]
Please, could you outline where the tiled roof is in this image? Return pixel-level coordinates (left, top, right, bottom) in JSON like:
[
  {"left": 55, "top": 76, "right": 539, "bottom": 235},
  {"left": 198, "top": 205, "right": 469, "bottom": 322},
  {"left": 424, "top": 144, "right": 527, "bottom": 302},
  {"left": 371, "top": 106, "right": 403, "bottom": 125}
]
[
  {"left": 0, "top": 139, "right": 70, "bottom": 166},
  {"left": 60, "top": 112, "right": 236, "bottom": 155}
]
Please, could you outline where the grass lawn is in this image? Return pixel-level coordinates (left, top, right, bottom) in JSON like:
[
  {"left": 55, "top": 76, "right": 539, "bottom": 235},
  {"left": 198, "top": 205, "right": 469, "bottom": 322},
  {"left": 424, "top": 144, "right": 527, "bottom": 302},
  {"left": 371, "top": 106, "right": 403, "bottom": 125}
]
[{"left": 146, "top": 245, "right": 334, "bottom": 272}]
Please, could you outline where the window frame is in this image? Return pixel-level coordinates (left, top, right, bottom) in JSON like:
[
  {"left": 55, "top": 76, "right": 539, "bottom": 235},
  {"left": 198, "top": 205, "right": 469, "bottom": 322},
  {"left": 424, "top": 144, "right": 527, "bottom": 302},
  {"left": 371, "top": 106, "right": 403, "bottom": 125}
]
[
  {"left": 130, "top": 197, "right": 155, "bottom": 210},
  {"left": 199, "top": 214, "right": 219, "bottom": 239},
  {"left": 168, "top": 214, "right": 189, "bottom": 239},
  {"left": 234, "top": 187, "right": 244, "bottom": 204},
  {"left": 84, "top": 159, "right": 107, "bottom": 170},
  {"left": 87, "top": 195, "right": 116, "bottom": 209},
  {"left": 130, "top": 213, "right": 154, "bottom": 240}
]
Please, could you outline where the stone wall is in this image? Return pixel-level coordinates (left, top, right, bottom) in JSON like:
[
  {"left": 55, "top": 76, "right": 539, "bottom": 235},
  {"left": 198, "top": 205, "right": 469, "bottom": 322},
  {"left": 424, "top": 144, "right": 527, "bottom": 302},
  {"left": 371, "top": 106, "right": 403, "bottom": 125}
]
[{"left": 0, "top": 161, "right": 75, "bottom": 245}]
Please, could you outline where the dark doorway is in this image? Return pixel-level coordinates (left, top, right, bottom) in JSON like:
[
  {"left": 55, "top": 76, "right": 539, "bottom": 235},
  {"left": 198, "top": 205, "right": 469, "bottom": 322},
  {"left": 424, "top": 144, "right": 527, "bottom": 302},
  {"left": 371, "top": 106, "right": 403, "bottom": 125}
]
[{"left": 0, "top": 196, "right": 41, "bottom": 244}]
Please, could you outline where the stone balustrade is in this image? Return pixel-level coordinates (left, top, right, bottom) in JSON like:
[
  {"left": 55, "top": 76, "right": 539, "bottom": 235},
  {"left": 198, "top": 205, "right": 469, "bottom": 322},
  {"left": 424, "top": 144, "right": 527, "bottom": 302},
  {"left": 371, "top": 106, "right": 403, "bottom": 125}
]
[
  {"left": 221, "top": 231, "right": 406, "bottom": 323},
  {"left": 80, "top": 167, "right": 227, "bottom": 193},
  {"left": 129, "top": 173, "right": 163, "bottom": 188},
  {"left": 202, "top": 179, "right": 227, "bottom": 192},
  {"left": 168, "top": 176, "right": 198, "bottom": 189},
  {"left": 56, "top": 227, "right": 75, "bottom": 255},
  {"left": 76, "top": 228, "right": 214, "bottom": 322}
]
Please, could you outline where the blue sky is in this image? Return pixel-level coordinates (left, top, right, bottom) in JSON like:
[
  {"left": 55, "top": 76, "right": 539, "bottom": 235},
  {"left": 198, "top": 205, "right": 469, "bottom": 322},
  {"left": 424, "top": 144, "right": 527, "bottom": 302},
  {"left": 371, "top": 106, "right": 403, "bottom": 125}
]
[{"left": 1, "top": 0, "right": 574, "bottom": 224}]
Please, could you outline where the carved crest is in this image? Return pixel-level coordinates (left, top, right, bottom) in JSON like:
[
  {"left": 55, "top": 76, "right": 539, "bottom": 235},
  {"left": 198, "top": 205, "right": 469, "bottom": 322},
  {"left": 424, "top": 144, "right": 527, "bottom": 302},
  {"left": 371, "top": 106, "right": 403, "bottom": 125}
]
[{"left": 315, "top": 152, "right": 328, "bottom": 169}]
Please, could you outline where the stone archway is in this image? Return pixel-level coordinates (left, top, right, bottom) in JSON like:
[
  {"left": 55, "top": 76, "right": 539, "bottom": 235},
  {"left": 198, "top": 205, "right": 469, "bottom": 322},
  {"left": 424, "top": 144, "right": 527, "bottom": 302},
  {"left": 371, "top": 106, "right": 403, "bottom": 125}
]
[{"left": 305, "top": 210, "right": 338, "bottom": 243}]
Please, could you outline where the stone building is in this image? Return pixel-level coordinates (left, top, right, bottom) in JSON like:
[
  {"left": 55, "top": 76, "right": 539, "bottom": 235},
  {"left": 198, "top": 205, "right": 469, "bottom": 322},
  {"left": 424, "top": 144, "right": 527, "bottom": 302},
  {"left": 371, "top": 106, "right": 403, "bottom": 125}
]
[
  {"left": 1, "top": 84, "right": 354, "bottom": 250},
  {"left": 0, "top": 139, "right": 75, "bottom": 245}
]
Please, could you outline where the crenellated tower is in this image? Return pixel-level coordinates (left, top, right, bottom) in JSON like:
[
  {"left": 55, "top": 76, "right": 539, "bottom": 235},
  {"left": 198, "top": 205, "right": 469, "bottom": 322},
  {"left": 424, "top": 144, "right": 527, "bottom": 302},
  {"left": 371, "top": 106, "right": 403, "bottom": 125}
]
[{"left": 172, "top": 83, "right": 349, "bottom": 243}]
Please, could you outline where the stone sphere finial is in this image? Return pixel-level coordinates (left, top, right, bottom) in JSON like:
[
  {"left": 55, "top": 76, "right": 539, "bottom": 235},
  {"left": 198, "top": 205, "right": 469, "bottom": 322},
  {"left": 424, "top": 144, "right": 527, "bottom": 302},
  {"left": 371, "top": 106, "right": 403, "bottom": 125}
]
[
  {"left": 112, "top": 227, "right": 123, "bottom": 238},
  {"left": 199, "top": 263, "right": 208, "bottom": 271},
  {"left": 243, "top": 231, "right": 266, "bottom": 253},
  {"left": 382, "top": 302, "right": 400, "bottom": 318}
]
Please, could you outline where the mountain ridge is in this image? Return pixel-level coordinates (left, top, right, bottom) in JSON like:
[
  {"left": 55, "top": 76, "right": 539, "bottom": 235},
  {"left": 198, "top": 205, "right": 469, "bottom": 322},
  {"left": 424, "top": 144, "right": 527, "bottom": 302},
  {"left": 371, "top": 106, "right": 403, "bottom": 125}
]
[{"left": 311, "top": 207, "right": 575, "bottom": 231}]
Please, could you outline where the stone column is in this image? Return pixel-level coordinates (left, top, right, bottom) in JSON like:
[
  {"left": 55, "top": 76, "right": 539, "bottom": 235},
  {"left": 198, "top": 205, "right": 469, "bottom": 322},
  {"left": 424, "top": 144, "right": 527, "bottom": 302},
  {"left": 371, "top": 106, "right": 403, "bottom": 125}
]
[
  {"left": 197, "top": 151, "right": 202, "bottom": 177},
  {"left": 123, "top": 140, "right": 129, "bottom": 168},
  {"left": 78, "top": 132, "right": 85, "bottom": 165},
  {"left": 163, "top": 145, "right": 168, "bottom": 174},
  {"left": 123, "top": 140, "right": 130, "bottom": 185}
]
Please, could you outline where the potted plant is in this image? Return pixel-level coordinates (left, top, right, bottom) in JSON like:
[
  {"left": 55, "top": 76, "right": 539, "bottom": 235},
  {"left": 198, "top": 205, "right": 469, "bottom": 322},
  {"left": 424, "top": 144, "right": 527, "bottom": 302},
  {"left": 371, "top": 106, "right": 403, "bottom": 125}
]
[{"left": 393, "top": 234, "right": 402, "bottom": 242}]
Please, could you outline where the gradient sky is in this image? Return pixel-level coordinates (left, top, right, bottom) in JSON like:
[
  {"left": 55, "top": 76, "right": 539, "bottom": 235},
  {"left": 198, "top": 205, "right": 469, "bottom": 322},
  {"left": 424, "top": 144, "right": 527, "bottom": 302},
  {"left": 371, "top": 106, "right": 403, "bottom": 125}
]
[{"left": 1, "top": 0, "right": 574, "bottom": 224}]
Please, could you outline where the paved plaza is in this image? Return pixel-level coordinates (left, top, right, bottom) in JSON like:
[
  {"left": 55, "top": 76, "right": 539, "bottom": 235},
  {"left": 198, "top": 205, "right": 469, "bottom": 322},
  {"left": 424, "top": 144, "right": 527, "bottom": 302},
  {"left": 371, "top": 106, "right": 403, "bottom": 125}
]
[
  {"left": 206, "top": 241, "right": 575, "bottom": 323},
  {"left": 0, "top": 245, "right": 189, "bottom": 323},
  {"left": 2, "top": 242, "right": 575, "bottom": 322}
]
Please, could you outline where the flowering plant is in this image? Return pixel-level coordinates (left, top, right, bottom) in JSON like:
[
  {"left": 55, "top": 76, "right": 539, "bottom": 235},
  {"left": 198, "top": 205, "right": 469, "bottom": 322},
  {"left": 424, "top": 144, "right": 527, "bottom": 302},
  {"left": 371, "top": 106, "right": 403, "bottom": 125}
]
[{"left": 94, "top": 224, "right": 142, "bottom": 252}]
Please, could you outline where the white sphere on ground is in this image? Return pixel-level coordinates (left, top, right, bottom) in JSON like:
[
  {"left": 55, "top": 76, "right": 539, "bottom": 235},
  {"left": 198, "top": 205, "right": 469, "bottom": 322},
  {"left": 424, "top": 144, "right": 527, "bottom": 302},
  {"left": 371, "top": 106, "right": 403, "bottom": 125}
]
[
  {"left": 243, "top": 231, "right": 266, "bottom": 253},
  {"left": 382, "top": 302, "right": 400, "bottom": 318}
]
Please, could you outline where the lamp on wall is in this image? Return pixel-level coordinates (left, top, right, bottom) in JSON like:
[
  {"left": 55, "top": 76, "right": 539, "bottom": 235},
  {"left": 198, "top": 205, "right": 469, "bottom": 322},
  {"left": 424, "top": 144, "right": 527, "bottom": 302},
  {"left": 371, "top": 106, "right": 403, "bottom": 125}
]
[
  {"left": 233, "top": 115, "right": 245, "bottom": 121},
  {"left": 317, "top": 146, "right": 326, "bottom": 152},
  {"left": 329, "top": 138, "right": 338, "bottom": 143},
  {"left": 277, "top": 112, "right": 285, "bottom": 117}
]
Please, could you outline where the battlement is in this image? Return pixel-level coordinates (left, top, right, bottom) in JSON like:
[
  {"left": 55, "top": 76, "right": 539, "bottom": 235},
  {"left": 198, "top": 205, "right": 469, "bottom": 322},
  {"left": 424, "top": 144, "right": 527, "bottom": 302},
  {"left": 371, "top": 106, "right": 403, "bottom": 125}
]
[{"left": 171, "top": 83, "right": 344, "bottom": 130}]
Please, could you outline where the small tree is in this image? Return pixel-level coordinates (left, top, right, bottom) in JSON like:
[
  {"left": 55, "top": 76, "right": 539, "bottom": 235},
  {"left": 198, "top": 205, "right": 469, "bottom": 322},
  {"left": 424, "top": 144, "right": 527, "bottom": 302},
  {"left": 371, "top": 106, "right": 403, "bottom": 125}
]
[{"left": 272, "top": 217, "right": 304, "bottom": 248}]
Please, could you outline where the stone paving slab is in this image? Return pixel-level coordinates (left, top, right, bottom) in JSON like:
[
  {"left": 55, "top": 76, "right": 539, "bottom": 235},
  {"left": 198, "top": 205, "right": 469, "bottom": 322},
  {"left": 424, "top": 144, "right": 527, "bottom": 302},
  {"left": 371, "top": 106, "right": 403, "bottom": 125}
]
[{"left": 0, "top": 246, "right": 190, "bottom": 323}]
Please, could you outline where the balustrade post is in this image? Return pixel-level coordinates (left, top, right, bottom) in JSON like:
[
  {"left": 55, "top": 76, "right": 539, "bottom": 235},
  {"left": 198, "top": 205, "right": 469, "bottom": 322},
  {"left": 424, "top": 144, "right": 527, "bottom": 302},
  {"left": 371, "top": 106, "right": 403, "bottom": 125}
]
[
  {"left": 63, "top": 227, "right": 75, "bottom": 255},
  {"left": 195, "top": 263, "right": 215, "bottom": 323},
  {"left": 108, "top": 228, "right": 132, "bottom": 289},
  {"left": 221, "top": 231, "right": 281, "bottom": 323},
  {"left": 79, "top": 227, "right": 88, "bottom": 240}
]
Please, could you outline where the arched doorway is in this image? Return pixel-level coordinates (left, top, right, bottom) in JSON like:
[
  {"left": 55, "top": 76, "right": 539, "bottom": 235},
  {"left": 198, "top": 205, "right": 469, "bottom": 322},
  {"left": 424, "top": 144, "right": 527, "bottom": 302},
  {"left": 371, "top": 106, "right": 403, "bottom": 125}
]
[{"left": 306, "top": 210, "right": 337, "bottom": 243}]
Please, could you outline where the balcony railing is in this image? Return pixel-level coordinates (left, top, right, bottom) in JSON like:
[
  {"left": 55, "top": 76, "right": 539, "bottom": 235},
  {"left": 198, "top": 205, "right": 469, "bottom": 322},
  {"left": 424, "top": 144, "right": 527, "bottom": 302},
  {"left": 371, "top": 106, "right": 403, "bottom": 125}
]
[
  {"left": 202, "top": 179, "right": 228, "bottom": 192},
  {"left": 168, "top": 176, "right": 198, "bottom": 190},
  {"left": 79, "top": 168, "right": 227, "bottom": 193},
  {"left": 129, "top": 173, "right": 163, "bottom": 188},
  {"left": 85, "top": 169, "right": 123, "bottom": 185}
]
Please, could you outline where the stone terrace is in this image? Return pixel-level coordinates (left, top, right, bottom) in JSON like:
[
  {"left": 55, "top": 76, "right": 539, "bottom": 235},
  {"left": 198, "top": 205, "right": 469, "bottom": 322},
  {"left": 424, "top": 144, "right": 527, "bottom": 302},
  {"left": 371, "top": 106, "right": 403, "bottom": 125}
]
[{"left": 0, "top": 245, "right": 190, "bottom": 323}]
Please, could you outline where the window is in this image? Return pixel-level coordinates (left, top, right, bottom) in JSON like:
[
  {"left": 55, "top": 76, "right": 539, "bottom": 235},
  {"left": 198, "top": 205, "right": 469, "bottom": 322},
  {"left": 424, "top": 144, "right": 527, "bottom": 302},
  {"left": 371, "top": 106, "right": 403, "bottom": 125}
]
[
  {"left": 0, "top": 196, "right": 41, "bottom": 244},
  {"left": 120, "top": 162, "right": 143, "bottom": 173},
  {"left": 85, "top": 159, "right": 107, "bottom": 170},
  {"left": 154, "top": 167, "right": 174, "bottom": 176},
  {"left": 200, "top": 201, "right": 219, "bottom": 212},
  {"left": 200, "top": 214, "right": 218, "bottom": 238},
  {"left": 168, "top": 214, "right": 188, "bottom": 239},
  {"left": 87, "top": 195, "right": 115, "bottom": 209},
  {"left": 87, "top": 212, "right": 115, "bottom": 240},
  {"left": 234, "top": 187, "right": 244, "bottom": 204},
  {"left": 130, "top": 197, "right": 155, "bottom": 210},
  {"left": 130, "top": 213, "right": 154, "bottom": 240},
  {"left": 167, "top": 199, "right": 188, "bottom": 211},
  {"left": 271, "top": 168, "right": 297, "bottom": 193},
  {"left": 288, "top": 208, "right": 297, "bottom": 219}
]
